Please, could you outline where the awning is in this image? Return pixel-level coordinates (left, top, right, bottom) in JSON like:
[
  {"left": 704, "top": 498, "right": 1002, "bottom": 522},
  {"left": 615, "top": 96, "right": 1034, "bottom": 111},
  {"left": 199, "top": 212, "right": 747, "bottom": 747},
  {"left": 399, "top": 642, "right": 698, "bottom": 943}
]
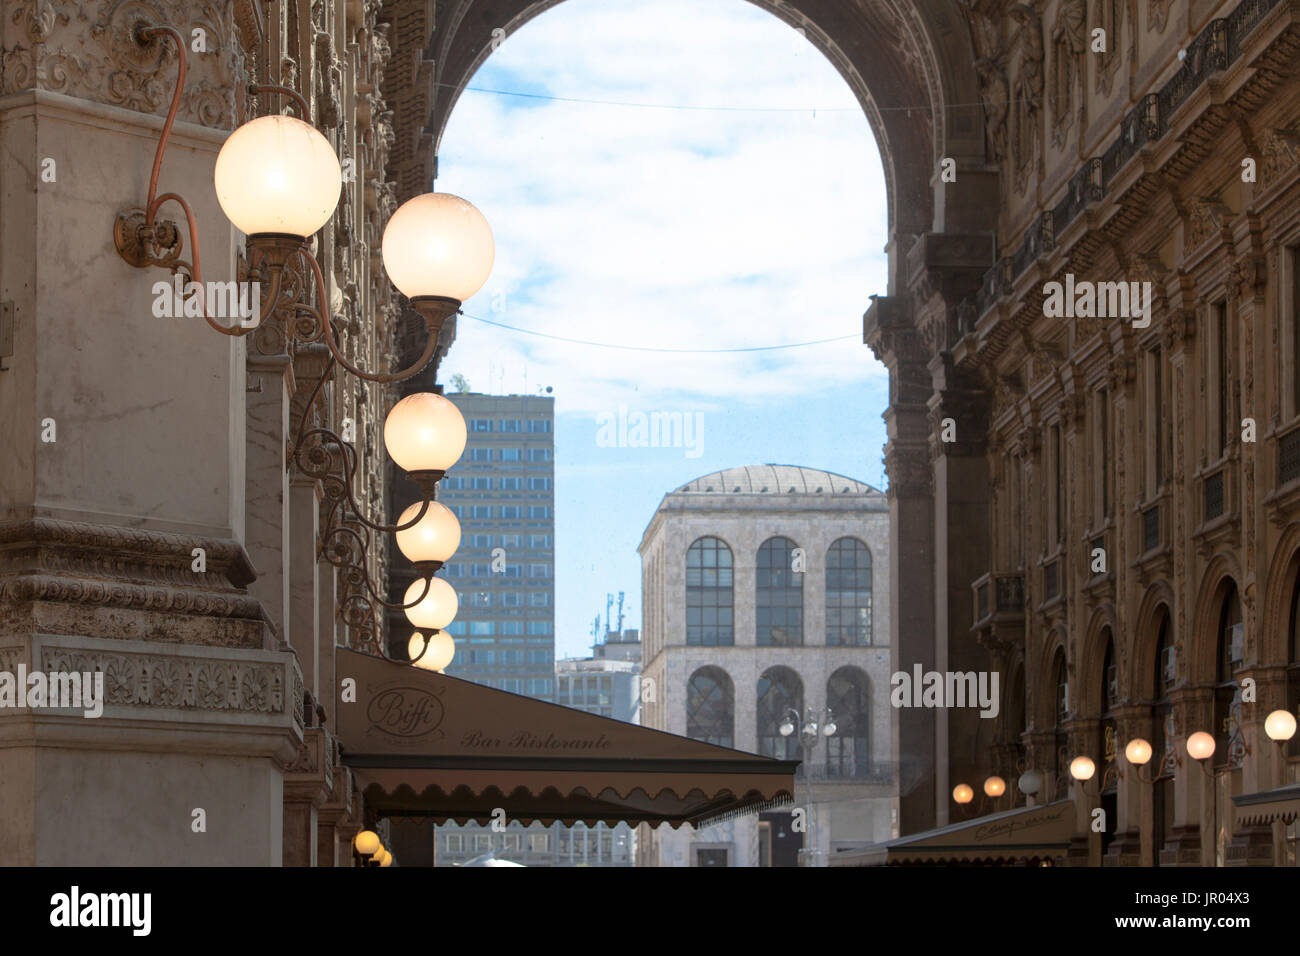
[
  {"left": 1233, "top": 782, "right": 1300, "bottom": 828},
  {"left": 335, "top": 649, "right": 797, "bottom": 828},
  {"left": 828, "top": 799, "right": 1075, "bottom": 866}
]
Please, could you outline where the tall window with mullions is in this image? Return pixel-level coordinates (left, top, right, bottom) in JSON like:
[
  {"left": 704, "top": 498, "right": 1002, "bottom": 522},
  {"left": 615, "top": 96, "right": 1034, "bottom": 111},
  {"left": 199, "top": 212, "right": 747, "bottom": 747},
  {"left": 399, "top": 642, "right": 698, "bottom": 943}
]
[
  {"left": 757, "top": 536, "right": 803, "bottom": 646},
  {"left": 686, "top": 537, "right": 733, "bottom": 646},
  {"left": 1153, "top": 614, "right": 1175, "bottom": 865},
  {"left": 757, "top": 667, "right": 803, "bottom": 761},
  {"left": 686, "top": 667, "right": 734, "bottom": 748},
  {"left": 826, "top": 537, "right": 872, "bottom": 645},
  {"left": 1289, "top": 569, "right": 1300, "bottom": 759},
  {"left": 825, "top": 667, "right": 870, "bottom": 778},
  {"left": 1214, "top": 584, "right": 1244, "bottom": 768},
  {"left": 1098, "top": 634, "right": 1118, "bottom": 855},
  {"left": 1053, "top": 650, "right": 1068, "bottom": 800}
]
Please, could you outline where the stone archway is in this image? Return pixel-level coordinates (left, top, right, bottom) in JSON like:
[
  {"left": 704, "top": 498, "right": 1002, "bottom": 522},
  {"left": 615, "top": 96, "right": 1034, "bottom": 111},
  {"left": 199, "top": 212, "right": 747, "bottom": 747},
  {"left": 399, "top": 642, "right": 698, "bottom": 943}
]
[
  {"left": 425, "top": 0, "right": 1000, "bottom": 837},
  {"left": 423, "top": 0, "right": 993, "bottom": 291}
]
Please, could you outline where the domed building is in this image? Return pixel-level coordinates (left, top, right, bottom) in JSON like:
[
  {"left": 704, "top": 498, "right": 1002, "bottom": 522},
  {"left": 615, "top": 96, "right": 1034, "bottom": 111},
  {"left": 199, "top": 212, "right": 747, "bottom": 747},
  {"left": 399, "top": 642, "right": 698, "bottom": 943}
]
[{"left": 636, "top": 465, "right": 896, "bottom": 866}]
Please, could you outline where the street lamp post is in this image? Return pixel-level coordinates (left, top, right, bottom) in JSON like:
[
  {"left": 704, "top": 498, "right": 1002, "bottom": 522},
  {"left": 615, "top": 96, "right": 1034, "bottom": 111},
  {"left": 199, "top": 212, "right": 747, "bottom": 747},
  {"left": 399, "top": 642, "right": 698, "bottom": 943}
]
[{"left": 779, "top": 706, "right": 836, "bottom": 867}]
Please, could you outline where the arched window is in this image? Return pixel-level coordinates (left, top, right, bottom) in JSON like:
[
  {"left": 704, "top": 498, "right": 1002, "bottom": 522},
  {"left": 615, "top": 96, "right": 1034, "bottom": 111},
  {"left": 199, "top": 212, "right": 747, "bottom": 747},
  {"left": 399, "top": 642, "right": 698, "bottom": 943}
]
[
  {"left": 1098, "top": 631, "right": 1118, "bottom": 854},
  {"left": 1006, "top": 664, "right": 1027, "bottom": 802},
  {"left": 686, "top": 667, "right": 734, "bottom": 749},
  {"left": 757, "top": 667, "right": 803, "bottom": 760},
  {"left": 1153, "top": 611, "right": 1175, "bottom": 865},
  {"left": 826, "top": 667, "right": 869, "bottom": 778},
  {"left": 686, "top": 537, "right": 733, "bottom": 646},
  {"left": 826, "top": 538, "right": 873, "bottom": 646},
  {"left": 1214, "top": 583, "right": 1243, "bottom": 767},
  {"left": 1053, "top": 649, "right": 1068, "bottom": 799},
  {"left": 1289, "top": 569, "right": 1300, "bottom": 759},
  {"left": 1099, "top": 633, "right": 1117, "bottom": 783},
  {"left": 757, "top": 537, "right": 802, "bottom": 646}
]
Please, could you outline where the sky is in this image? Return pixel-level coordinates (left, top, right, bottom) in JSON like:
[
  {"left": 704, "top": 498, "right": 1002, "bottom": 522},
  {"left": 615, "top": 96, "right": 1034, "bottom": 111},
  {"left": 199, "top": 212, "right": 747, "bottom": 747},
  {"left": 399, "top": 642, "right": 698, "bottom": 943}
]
[{"left": 433, "top": 0, "right": 891, "bottom": 660}]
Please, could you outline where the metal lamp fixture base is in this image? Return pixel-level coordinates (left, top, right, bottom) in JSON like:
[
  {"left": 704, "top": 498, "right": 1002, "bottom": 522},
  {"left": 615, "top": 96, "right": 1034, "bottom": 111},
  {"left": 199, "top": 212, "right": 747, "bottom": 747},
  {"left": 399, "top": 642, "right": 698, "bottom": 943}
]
[{"left": 409, "top": 295, "right": 461, "bottom": 340}]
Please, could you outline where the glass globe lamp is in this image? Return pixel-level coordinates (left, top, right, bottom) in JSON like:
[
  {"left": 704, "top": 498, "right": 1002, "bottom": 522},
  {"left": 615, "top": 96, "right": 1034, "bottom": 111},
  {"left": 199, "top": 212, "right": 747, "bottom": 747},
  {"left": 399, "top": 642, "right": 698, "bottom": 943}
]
[
  {"left": 384, "top": 392, "right": 468, "bottom": 479},
  {"left": 403, "top": 576, "right": 458, "bottom": 631},
  {"left": 214, "top": 115, "right": 341, "bottom": 241}
]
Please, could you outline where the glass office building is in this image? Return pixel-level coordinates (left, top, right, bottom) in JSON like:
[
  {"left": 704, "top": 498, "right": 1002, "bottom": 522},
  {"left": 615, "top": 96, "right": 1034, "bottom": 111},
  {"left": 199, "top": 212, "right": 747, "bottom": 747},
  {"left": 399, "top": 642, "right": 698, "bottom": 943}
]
[{"left": 439, "top": 392, "right": 556, "bottom": 701}]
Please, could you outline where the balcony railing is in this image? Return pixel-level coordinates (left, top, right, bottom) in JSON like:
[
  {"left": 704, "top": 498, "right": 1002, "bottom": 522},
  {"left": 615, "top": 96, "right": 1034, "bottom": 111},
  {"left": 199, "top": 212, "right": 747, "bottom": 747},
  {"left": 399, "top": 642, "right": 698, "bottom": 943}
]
[{"left": 977, "top": 0, "right": 1282, "bottom": 301}]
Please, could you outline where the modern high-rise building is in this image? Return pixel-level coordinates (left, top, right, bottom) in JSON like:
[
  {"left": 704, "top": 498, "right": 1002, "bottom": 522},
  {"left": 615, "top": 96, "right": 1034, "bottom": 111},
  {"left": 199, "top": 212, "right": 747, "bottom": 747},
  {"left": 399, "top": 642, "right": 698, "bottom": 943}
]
[
  {"left": 437, "top": 392, "right": 556, "bottom": 700},
  {"left": 432, "top": 392, "right": 556, "bottom": 867}
]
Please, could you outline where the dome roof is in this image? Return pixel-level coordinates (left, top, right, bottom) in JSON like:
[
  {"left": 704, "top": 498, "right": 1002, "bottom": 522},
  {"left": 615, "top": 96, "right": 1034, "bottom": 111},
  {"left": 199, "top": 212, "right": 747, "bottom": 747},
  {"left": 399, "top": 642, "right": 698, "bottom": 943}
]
[{"left": 673, "top": 464, "right": 880, "bottom": 496}]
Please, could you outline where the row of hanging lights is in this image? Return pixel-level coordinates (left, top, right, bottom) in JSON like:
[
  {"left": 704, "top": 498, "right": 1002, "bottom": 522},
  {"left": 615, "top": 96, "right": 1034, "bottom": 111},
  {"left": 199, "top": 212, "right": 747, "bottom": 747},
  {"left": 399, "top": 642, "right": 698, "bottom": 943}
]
[
  {"left": 214, "top": 114, "right": 488, "bottom": 671},
  {"left": 116, "top": 27, "right": 496, "bottom": 674}
]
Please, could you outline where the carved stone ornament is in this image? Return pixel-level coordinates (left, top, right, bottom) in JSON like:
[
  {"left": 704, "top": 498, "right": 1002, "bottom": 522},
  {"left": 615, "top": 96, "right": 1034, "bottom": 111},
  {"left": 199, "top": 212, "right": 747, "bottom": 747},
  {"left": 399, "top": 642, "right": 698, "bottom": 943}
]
[
  {"left": 1186, "top": 196, "right": 1231, "bottom": 251},
  {"left": 40, "top": 645, "right": 286, "bottom": 715},
  {"left": 1259, "top": 127, "right": 1299, "bottom": 192},
  {"left": 885, "top": 444, "right": 933, "bottom": 498},
  {"left": 1148, "top": 0, "right": 1172, "bottom": 34},
  {"left": 1230, "top": 255, "right": 1267, "bottom": 303},
  {"left": 2, "top": 1, "right": 238, "bottom": 128},
  {"left": 1010, "top": 2, "right": 1044, "bottom": 194},
  {"left": 1049, "top": 0, "right": 1085, "bottom": 147}
]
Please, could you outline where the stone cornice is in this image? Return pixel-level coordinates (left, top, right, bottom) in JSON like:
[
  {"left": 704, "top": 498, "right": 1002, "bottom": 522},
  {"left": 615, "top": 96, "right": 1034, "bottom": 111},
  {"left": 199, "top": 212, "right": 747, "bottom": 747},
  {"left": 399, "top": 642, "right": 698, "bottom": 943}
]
[{"left": 0, "top": 516, "right": 257, "bottom": 588}]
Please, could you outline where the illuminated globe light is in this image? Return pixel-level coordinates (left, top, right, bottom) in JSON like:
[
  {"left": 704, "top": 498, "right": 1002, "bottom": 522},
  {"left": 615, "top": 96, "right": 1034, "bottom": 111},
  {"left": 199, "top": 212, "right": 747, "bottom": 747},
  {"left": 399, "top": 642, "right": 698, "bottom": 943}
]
[
  {"left": 379, "top": 850, "right": 393, "bottom": 867},
  {"left": 952, "top": 784, "right": 974, "bottom": 805},
  {"left": 383, "top": 392, "right": 468, "bottom": 474},
  {"left": 403, "top": 576, "right": 458, "bottom": 631},
  {"left": 1186, "top": 731, "right": 1216, "bottom": 761},
  {"left": 1265, "top": 709, "right": 1298, "bottom": 742},
  {"left": 394, "top": 500, "right": 461, "bottom": 564},
  {"left": 408, "top": 631, "right": 456, "bottom": 673},
  {"left": 380, "top": 193, "right": 495, "bottom": 302},
  {"left": 214, "top": 115, "right": 342, "bottom": 239},
  {"left": 1125, "top": 738, "right": 1153, "bottom": 766},
  {"left": 1069, "top": 756, "right": 1096, "bottom": 781},
  {"left": 984, "top": 776, "right": 1007, "bottom": 798},
  {"left": 354, "top": 830, "right": 381, "bottom": 857},
  {"left": 1018, "top": 769, "right": 1043, "bottom": 796}
]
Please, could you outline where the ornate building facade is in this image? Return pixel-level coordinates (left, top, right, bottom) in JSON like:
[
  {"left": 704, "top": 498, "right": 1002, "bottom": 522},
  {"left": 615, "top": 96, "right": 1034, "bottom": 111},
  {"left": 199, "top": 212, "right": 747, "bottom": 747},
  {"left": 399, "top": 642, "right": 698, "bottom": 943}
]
[
  {"left": 636, "top": 466, "right": 896, "bottom": 866},
  {"left": 0, "top": 0, "right": 440, "bottom": 864},
  {"left": 862, "top": 0, "right": 1300, "bottom": 865},
  {"left": 419, "top": 0, "right": 1300, "bottom": 867},
  {"left": 4, "top": 0, "right": 1297, "bottom": 867}
]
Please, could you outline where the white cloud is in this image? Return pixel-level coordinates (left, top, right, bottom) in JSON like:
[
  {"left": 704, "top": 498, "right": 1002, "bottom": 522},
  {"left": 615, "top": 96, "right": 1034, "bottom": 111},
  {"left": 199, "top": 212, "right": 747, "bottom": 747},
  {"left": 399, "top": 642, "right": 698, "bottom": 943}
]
[{"left": 435, "top": 0, "right": 889, "bottom": 415}]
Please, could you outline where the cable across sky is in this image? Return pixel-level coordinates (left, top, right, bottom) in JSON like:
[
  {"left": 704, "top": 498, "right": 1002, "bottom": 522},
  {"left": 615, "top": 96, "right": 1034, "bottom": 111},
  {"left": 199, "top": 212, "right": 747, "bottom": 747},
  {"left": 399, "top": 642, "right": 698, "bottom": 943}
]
[{"left": 459, "top": 311, "right": 861, "bottom": 353}]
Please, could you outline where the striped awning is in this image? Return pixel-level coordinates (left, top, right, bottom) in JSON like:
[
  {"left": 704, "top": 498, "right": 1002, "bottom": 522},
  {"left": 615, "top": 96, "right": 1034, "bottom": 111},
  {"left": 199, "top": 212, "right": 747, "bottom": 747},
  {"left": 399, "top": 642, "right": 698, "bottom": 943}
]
[
  {"left": 1233, "top": 782, "right": 1300, "bottom": 828},
  {"left": 829, "top": 799, "right": 1075, "bottom": 866},
  {"left": 336, "top": 649, "right": 796, "bottom": 828}
]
